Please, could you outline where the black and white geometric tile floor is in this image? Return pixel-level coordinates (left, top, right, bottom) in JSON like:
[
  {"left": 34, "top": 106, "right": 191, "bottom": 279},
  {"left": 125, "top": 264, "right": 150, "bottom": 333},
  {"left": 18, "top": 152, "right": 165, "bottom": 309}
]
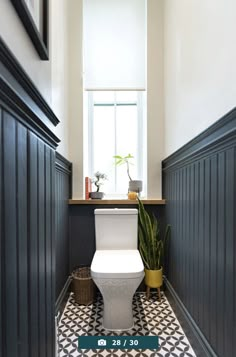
[{"left": 58, "top": 292, "right": 196, "bottom": 357}]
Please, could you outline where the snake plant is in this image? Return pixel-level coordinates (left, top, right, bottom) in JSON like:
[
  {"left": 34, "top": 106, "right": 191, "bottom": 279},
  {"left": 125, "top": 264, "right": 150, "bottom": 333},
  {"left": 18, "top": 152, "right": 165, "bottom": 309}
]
[{"left": 138, "top": 198, "right": 170, "bottom": 270}]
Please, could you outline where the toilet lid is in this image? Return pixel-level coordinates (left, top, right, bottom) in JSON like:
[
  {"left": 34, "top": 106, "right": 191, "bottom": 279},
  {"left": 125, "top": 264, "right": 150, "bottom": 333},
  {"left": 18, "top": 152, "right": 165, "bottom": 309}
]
[{"left": 91, "top": 250, "right": 144, "bottom": 278}]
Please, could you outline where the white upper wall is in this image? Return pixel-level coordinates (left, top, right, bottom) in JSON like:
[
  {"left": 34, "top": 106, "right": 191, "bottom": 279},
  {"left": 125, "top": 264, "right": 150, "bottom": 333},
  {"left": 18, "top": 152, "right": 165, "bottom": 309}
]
[
  {"left": 0, "top": 0, "right": 52, "bottom": 104},
  {"left": 51, "top": 0, "right": 69, "bottom": 157},
  {"left": 147, "top": 0, "right": 164, "bottom": 198},
  {"left": 67, "top": 0, "right": 84, "bottom": 199},
  {"left": 164, "top": 0, "right": 236, "bottom": 157},
  {"left": 0, "top": 0, "right": 69, "bottom": 157}
]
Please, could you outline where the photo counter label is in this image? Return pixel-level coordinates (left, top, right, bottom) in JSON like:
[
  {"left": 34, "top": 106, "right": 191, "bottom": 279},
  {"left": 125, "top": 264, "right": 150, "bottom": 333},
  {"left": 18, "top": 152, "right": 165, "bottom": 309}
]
[{"left": 78, "top": 336, "right": 159, "bottom": 349}]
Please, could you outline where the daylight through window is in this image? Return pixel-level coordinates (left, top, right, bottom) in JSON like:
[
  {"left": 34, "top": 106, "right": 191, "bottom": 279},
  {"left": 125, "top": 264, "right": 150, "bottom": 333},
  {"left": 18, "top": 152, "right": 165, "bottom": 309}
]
[{"left": 86, "top": 91, "right": 146, "bottom": 197}]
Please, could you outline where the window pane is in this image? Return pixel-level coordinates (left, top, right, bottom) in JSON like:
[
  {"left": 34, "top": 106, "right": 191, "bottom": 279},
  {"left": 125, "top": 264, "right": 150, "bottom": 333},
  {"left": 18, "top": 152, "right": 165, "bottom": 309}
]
[
  {"left": 93, "top": 91, "right": 115, "bottom": 103},
  {"left": 93, "top": 105, "right": 115, "bottom": 193},
  {"left": 116, "top": 105, "right": 138, "bottom": 193},
  {"left": 87, "top": 90, "right": 144, "bottom": 197},
  {"left": 116, "top": 91, "right": 137, "bottom": 103}
]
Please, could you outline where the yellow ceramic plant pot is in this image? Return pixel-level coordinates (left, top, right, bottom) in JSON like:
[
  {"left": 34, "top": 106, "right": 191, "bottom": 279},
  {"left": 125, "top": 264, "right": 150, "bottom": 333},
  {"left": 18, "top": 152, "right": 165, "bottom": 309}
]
[{"left": 145, "top": 267, "right": 163, "bottom": 288}]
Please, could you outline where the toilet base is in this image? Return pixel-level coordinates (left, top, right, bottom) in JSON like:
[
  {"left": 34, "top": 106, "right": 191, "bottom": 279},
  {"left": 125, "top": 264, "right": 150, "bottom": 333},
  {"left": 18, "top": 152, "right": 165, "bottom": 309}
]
[
  {"left": 92, "top": 275, "right": 144, "bottom": 331},
  {"left": 103, "top": 296, "right": 134, "bottom": 331}
]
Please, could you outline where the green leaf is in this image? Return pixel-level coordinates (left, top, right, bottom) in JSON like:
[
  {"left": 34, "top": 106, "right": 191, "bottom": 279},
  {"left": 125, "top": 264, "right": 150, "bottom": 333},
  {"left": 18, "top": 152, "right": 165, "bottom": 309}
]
[
  {"left": 125, "top": 154, "right": 134, "bottom": 159},
  {"left": 113, "top": 155, "right": 122, "bottom": 159},
  {"left": 114, "top": 159, "right": 123, "bottom": 166}
]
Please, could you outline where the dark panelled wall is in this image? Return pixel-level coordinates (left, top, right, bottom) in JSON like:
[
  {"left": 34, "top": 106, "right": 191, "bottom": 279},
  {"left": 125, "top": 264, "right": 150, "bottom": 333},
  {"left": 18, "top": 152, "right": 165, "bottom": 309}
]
[
  {"left": 162, "top": 108, "right": 236, "bottom": 357},
  {"left": 55, "top": 153, "right": 72, "bottom": 301},
  {"left": 0, "top": 39, "right": 59, "bottom": 357},
  {"left": 0, "top": 102, "right": 56, "bottom": 357}
]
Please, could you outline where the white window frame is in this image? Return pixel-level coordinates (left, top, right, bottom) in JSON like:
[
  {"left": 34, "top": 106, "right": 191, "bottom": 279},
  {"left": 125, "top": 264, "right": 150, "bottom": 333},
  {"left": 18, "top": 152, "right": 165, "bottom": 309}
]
[{"left": 87, "top": 91, "right": 146, "bottom": 197}]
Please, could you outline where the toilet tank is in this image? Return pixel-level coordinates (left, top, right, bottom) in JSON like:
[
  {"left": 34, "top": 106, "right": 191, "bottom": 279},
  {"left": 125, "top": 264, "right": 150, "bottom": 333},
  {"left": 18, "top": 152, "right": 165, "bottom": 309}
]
[{"left": 94, "top": 208, "right": 138, "bottom": 250}]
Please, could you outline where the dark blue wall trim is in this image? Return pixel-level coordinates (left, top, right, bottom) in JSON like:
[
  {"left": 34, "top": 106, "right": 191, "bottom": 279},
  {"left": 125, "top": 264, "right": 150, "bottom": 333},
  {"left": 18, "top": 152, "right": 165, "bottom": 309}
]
[
  {"left": 55, "top": 152, "right": 72, "bottom": 300},
  {"left": 162, "top": 107, "right": 236, "bottom": 171},
  {"left": 0, "top": 39, "right": 60, "bottom": 148},
  {"left": 0, "top": 37, "right": 59, "bottom": 125},
  {"left": 55, "top": 277, "right": 72, "bottom": 315},
  {"left": 0, "top": 78, "right": 59, "bottom": 148},
  {"left": 162, "top": 107, "right": 236, "bottom": 357}
]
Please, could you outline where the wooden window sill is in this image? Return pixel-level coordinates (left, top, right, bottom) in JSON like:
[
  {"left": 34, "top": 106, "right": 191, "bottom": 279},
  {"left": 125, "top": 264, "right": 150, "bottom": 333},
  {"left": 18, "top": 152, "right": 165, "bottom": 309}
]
[{"left": 68, "top": 199, "right": 165, "bottom": 205}]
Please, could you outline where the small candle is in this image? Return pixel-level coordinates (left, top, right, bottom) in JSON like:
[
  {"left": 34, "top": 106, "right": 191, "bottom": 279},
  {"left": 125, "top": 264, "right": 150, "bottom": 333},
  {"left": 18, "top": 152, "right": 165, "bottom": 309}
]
[{"left": 128, "top": 191, "right": 137, "bottom": 200}]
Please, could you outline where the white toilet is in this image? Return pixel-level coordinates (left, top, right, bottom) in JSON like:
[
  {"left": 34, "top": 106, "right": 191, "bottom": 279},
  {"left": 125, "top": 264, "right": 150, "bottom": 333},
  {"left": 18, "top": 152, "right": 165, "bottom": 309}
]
[{"left": 91, "top": 208, "right": 144, "bottom": 331}]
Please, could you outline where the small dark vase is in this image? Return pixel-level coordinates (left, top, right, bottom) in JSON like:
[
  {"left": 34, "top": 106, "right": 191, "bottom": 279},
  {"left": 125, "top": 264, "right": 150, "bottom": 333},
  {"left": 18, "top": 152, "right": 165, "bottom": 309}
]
[{"left": 89, "top": 192, "right": 104, "bottom": 199}]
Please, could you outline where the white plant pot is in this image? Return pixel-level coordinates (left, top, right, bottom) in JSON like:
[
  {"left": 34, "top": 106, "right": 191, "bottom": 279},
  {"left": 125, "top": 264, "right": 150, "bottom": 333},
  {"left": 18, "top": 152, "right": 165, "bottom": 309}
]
[{"left": 129, "top": 180, "right": 143, "bottom": 194}]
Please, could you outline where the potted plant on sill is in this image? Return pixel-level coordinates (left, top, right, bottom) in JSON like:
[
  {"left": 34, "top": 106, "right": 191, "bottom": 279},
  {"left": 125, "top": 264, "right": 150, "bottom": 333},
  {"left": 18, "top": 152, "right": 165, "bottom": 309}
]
[
  {"left": 113, "top": 153, "right": 143, "bottom": 195},
  {"left": 138, "top": 198, "right": 170, "bottom": 301},
  {"left": 89, "top": 171, "right": 108, "bottom": 199}
]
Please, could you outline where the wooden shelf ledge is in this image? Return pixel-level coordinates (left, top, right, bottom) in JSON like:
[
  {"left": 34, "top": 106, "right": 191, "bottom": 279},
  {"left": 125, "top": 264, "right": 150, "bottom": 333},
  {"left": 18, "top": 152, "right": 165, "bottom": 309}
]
[{"left": 68, "top": 199, "right": 166, "bottom": 205}]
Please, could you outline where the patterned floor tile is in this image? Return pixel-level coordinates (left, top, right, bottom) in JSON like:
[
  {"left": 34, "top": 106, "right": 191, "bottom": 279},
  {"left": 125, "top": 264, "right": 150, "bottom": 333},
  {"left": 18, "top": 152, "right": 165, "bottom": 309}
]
[{"left": 58, "top": 292, "right": 196, "bottom": 357}]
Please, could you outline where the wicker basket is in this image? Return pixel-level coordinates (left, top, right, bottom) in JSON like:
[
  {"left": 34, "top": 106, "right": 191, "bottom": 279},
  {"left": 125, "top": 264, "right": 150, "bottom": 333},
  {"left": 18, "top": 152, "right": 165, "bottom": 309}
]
[{"left": 72, "top": 267, "right": 95, "bottom": 305}]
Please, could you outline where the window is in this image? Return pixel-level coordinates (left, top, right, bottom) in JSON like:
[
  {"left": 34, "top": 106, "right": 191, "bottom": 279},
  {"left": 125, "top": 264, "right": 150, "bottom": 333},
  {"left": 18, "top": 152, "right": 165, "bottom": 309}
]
[
  {"left": 85, "top": 91, "right": 146, "bottom": 197},
  {"left": 83, "top": 0, "right": 147, "bottom": 197}
]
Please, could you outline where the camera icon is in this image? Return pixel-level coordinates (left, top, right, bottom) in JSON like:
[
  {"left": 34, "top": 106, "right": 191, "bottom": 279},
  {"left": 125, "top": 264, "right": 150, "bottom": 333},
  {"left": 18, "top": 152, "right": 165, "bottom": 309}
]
[{"left": 98, "top": 339, "right": 107, "bottom": 346}]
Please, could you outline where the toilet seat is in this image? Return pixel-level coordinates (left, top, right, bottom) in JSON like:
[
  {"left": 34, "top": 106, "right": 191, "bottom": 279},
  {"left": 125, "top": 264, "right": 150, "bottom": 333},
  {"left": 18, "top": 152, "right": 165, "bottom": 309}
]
[{"left": 91, "top": 250, "right": 144, "bottom": 279}]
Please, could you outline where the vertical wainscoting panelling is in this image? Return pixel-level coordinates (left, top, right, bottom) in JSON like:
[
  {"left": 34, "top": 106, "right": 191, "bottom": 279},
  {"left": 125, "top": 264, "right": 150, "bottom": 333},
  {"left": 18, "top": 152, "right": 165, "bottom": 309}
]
[
  {"left": 162, "top": 108, "right": 236, "bottom": 357},
  {"left": 0, "top": 111, "right": 57, "bottom": 357},
  {"left": 0, "top": 39, "right": 60, "bottom": 357},
  {"left": 17, "top": 120, "right": 28, "bottom": 357},
  {"left": 28, "top": 131, "right": 39, "bottom": 357},
  {"left": 3, "top": 111, "right": 18, "bottom": 357},
  {"left": 0, "top": 108, "right": 2, "bottom": 357},
  {"left": 38, "top": 138, "right": 46, "bottom": 356},
  {"left": 45, "top": 145, "right": 55, "bottom": 357},
  {"left": 55, "top": 153, "right": 72, "bottom": 302},
  {"left": 28, "top": 133, "right": 56, "bottom": 357}
]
